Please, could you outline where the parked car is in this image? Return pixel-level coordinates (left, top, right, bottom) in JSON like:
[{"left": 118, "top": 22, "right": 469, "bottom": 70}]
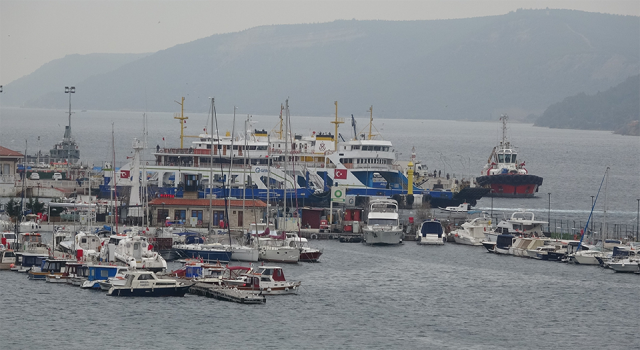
[
  {"left": 29, "top": 173, "right": 40, "bottom": 180},
  {"left": 52, "top": 173, "right": 62, "bottom": 180}
]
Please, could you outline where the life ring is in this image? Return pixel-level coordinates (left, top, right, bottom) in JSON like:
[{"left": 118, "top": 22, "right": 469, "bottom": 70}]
[{"left": 310, "top": 234, "right": 318, "bottom": 240}]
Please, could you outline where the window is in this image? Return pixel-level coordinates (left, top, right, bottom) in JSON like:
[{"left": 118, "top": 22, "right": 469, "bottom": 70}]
[
  {"left": 512, "top": 154, "right": 517, "bottom": 163},
  {"left": 374, "top": 146, "right": 381, "bottom": 151},
  {"left": 505, "top": 154, "right": 511, "bottom": 163},
  {"left": 192, "top": 210, "right": 203, "bottom": 225},
  {"left": 368, "top": 218, "right": 397, "bottom": 226},
  {"left": 101, "top": 270, "right": 109, "bottom": 278},
  {"left": 498, "top": 154, "right": 505, "bottom": 163},
  {"left": 157, "top": 209, "right": 169, "bottom": 222},
  {"left": 175, "top": 210, "right": 186, "bottom": 221}
]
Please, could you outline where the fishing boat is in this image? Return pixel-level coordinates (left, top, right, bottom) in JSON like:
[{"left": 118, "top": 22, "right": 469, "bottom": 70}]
[
  {"left": 223, "top": 266, "right": 301, "bottom": 295},
  {"left": 13, "top": 252, "right": 48, "bottom": 272},
  {"left": 106, "top": 271, "right": 191, "bottom": 297},
  {"left": 476, "top": 115, "right": 543, "bottom": 197},
  {"left": 45, "top": 262, "right": 85, "bottom": 284},
  {"left": 416, "top": 219, "right": 445, "bottom": 245},
  {"left": 493, "top": 234, "right": 516, "bottom": 255},
  {"left": 362, "top": 199, "right": 403, "bottom": 245}
]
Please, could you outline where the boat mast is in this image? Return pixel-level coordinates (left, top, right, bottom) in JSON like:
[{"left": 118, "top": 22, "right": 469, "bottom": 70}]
[
  {"left": 174, "top": 97, "right": 188, "bottom": 149},
  {"left": 283, "top": 99, "right": 289, "bottom": 238},
  {"left": 604, "top": 167, "right": 609, "bottom": 241},
  {"left": 500, "top": 114, "right": 508, "bottom": 148},
  {"left": 208, "top": 98, "right": 215, "bottom": 235},
  {"left": 112, "top": 124, "right": 119, "bottom": 235},
  {"left": 242, "top": 115, "right": 249, "bottom": 233},
  {"left": 226, "top": 106, "right": 238, "bottom": 245},
  {"left": 331, "top": 101, "right": 344, "bottom": 150},
  {"left": 368, "top": 105, "right": 373, "bottom": 140},
  {"left": 266, "top": 134, "right": 271, "bottom": 225}
]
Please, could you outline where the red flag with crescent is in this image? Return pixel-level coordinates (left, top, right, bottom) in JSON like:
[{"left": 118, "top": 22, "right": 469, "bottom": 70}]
[
  {"left": 120, "top": 170, "right": 130, "bottom": 179},
  {"left": 334, "top": 169, "right": 347, "bottom": 179}
]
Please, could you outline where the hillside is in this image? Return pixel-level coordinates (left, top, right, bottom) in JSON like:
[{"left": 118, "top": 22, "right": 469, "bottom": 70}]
[
  {"left": 2, "top": 53, "right": 150, "bottom": 107},
  {"left": 534, "top": 75, "right": 639, "bottom": 132},
  {"left": 3, "top": 9, "right": 639, "bottom": 121}
]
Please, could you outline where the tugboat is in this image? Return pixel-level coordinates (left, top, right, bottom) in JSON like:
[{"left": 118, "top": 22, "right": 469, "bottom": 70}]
[{"left": 476, "top": 115, "right": 543, "bottom": 197}]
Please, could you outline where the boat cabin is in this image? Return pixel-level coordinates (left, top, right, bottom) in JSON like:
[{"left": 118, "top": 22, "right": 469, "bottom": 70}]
[
  {"left": 418, "top": 220, "right": 443, "bottom": 239},
  {"left": 86, "top": 265, "right": 126, "bottom": 281},
  {"left": 19, "top": 253, "right": 48, "bottom": 268}
]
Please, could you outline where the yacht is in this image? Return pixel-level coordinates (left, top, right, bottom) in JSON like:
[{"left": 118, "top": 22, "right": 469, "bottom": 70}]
[
  {"left": 416, "top": 219, "right": 445, "bottom": 245},
  {"left": 485, "top": 209, "right": 548, "bottom": 242},
  {"left": 99, "top": 234, "right": 167, "bottom": 272},
  {"left": 363, "top": 199, "right": 403, "bottom": 245},
  {"left": 452, "top": 216, "right": 492, "bottom": 246}
]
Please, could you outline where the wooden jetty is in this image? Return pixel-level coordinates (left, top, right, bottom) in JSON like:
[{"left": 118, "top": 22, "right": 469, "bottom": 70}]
[{"left": 189, "top": 283, "right": 266, "bottom": 304}]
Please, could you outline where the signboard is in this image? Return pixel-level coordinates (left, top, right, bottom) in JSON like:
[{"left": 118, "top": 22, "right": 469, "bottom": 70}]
[
  {"left": 189, "top": 217, "right": 198, "bottom": 227},
  {"left": 331, "top": 186, "right": 346, "bottom": 203}
]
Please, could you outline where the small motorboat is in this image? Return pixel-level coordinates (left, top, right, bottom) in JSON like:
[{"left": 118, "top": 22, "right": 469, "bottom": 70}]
[
  {"left": 416, "top": 219, "right": 445, "bottom": 245},
  {"left": 107, "top": 271, "right": 191, "bottom": 297},
  {"left": 223, "top": 266, "right": 301, "bottom": 295}
]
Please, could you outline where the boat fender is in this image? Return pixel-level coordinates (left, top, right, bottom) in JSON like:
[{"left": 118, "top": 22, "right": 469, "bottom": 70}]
[{"left": 310, "top": 234, "right": 318, "bottom": 240}]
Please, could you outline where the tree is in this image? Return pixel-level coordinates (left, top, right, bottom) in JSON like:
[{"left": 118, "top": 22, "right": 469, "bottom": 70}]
[
  {"left": 5, "top": 198, "right": 22, "bottom": 222},
  {"left": 26, "top": 197, "right": 45, "bottom": 214}
]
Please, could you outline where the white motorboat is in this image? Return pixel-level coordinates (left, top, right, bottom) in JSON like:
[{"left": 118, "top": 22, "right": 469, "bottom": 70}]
[
  {"left": 100, "top": 234, "right": 167, "bottom": 272},
  {"left": 452, "top": 216, "right": 492, "bottom": 246},
  {"left": 485, "top": 209, "right": 548, "bottom": 242},
  {"left": 107, "top": 271, "right": 191, "bottom": 297},
  {"left": 416, "top": 219, "right": 445, "bottom": 245},
  {"left": 363, "top": 199, "right": 403, "bottom": 245},
  {"left": 257, "top": 236, "right": 301, "bottom": 263},
  {"left": 284, "top": 232, "right": 323, "bottom": 262},
  {"left": 608, "top": 255, "right": 639, "bottom": 273},
  {"left": 509, "top": 237, "right": 548, "bottom": 257},
  {"left": 223, "top": 266, "right": 301, "bottom": 295}
]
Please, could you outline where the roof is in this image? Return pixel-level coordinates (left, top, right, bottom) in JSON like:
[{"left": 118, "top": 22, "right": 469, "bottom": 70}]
[
  {"left": 149, "top": 198, "right": 267, "bottom": 208},
  {"left": 0, "top": 146, "right": 24, "bottom": 158}
]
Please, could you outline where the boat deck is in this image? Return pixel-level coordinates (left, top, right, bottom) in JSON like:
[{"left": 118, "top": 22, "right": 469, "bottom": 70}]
[{"left": 189, "top": 283, "right": 266, "bottom": 304}]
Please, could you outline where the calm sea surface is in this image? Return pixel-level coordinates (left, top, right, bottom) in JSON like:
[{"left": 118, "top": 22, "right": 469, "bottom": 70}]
[
  {"left": 1, "top": 241, "right": 638, "bottom": 349},
  {"left": 0, "top": 108, "right": 639, "bottom": 349}
]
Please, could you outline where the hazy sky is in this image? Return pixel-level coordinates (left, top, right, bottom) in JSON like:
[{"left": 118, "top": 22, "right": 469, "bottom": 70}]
[{"left": 1, "top": 0, "right": 638, "bottom": 84}]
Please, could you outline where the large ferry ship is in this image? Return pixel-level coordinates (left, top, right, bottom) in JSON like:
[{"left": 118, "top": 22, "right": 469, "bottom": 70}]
[{"left": 104, "top": 101, "right": 486, "bottom": 207}]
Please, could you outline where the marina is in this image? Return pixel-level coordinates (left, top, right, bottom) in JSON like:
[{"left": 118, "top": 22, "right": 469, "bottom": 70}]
[{"left": 0, "top": 108, "right": 638, "bottom": 349}]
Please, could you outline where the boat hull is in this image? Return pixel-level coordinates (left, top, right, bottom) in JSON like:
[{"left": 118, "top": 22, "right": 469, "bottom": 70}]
[
  {"left": 231, "top": 247, "right": 259, "bottom": 262},
  {"left": 609, "top": 262, "right": 639, "bottom": 273},
  {"left": 476, "top": 174, "right": 543, "bottom": 198},
  {"left": 363, "top": 228, "right": 403, "bottom": 245},
  {"left": 107, "top": 285, "right": 191, "bottom": 297},
  {"left": 174, "top": 249, "right": 232, "bottom": 263},
  {"left": 300, "top": 250, "right": 322, "bottom": 262},
  {"left": 259, "top": 248, "right": 300, "bottom": 263}
]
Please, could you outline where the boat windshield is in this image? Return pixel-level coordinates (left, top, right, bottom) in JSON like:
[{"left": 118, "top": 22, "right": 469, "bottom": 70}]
[{"left": 368, "top": 219, "right": 397, "bottom": 226}]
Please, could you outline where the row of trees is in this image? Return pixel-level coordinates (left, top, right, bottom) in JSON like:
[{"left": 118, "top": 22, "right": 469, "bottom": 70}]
[{"left": 4, "top": 198, "right": 46, "bottom": 221}]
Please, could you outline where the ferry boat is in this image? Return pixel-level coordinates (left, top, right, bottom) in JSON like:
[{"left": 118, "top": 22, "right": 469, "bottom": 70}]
[
  {"left": 476, "top": 115, "right": 543, "bottom": 197},
  {"left": 102, "top": 101, "right": 484, "bottom": 208},
  {"left": 362, "top": 199, "right": 403, "bottom": 245}
]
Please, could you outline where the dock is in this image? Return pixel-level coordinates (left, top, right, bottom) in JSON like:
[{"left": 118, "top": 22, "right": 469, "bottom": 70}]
[{"left": 189, "top": 283, "right": 266, "bottom": 304}]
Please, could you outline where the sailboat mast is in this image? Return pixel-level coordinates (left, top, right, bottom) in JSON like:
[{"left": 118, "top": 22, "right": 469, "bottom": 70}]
[
  {"left": 226, "top": 106, "right": 237, "bottom": 245},
  {"left": 283, "top": 99, "right": 289, "bottom": 236},
  {"left": 266, "top": 134, "right": 271, "bottom": 224},
  {"left": 112, "top": 124, "right": 119, "bottom": 234},
  {"left": 368, "top": 105, "right": 373, "bottom": 140},
  {"left": 242, "top": 115, "right": 249, "bottom": 231},
  {"left": 208, "top": 98, "right": 215, "bottom": 235},
  {"left": 604, "top": 167, "right": 609, "bottom": 240}
]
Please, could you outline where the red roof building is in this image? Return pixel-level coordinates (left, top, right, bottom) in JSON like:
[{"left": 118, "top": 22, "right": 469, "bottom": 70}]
[
  {"left": 0, "top": 145, "right": 24, "bottom": 177},
  {"left": 148, "top": 198, "right": 267, "bottom": 229}
]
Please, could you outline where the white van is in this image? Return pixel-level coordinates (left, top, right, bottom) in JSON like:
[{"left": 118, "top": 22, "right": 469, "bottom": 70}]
[{"left": 52, "top": 173, "right": 62, "bottom": 180}]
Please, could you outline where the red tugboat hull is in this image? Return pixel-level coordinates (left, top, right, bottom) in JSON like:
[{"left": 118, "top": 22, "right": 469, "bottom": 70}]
[{"left": 476, "top": 174, "right": 543, "bottom": 198}]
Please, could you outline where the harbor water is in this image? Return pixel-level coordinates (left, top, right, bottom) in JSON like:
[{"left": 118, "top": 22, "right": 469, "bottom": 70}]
[{"left": 0, "top": 240, "right": 638, "bottom": 349}]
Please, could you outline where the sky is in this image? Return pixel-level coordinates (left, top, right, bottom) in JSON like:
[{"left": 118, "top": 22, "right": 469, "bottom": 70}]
[{"left": 1, "top": 0, "right": 638, "bottom": 85}]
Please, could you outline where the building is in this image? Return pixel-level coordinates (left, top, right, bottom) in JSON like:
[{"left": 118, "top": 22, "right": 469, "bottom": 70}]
[
  {"left": 0, "top": 145, "right": 23, "bottom": 178},
  {"left": 148, "top": 198, "right": 267, "bottom": 230},
  {"left": 0, "top": 146, "right": 24, "bottom": 197}
]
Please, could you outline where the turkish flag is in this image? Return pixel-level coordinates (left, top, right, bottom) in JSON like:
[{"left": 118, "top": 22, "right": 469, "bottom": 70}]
[
  {"left": 120, "top": 170, "right": 130, "bottom": 179},
  {"left": 334, "top": 169, "right": 347, "bottom": 179}
]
